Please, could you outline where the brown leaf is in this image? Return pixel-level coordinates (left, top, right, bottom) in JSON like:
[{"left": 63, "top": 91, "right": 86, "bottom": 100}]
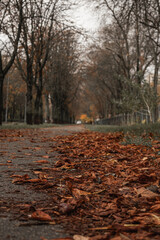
[
  {"left": 73, "top": 235, "right": 89, "bottom": 240},
  {"left": 66, "top": 181, "right": 73, "bottom": 193},
  {"left": 34, "top": 160, "right": 49, "bottom": 164},
  {"left": 135, "top": 187, "right": 159, "bottom": 198},
  {"left": 59, "top": 202, "right": 76, "bottom": 214},
  {"left": 46, "top": 237, "right": 74, "bottom": 240},
  {"left": 42, "top": 155, "right": 50, "bottom": 159},
  {"left": 150, "top": 213, "right": 160, "bottom": 225},
  {"left": 54, "top": 160, "right": 63, "bottom": 167},
  {"left": 12, "top": 174, "right": 30, "bottom": 183},
  {"left": 72, "top": 188, "right": 90, "bottom": 199},
  {"left": 151, "top": 204, "right": 160, "bottom": 212},
  {"left": 31, "top": 210, "right": 52, "bottom": 221},
  {"left": 110, "top": 237, "right": 121, "bottom": 240},
  {"left": 28, "top": 178, "right": 46, "bottom": 183}
]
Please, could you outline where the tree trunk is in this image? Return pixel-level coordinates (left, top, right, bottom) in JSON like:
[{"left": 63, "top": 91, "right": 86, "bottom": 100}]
[
  {"left": 34, "top": 88, "right": 43, "bottom": 124},
  {"left": 135, "top": 0, "right": 141, "bottom": 85},
  {"left": 0, "top": 74, "right": 4, "bottom": 125},
  {"left": 34, "top": 90, "right": 40, "bottom": 125},
  {"left": 45, "top": 94, "right": 50, "bottom": 123},
  {"left": 40, "top": 94, "right": 43, "bottom": 124},
  {"left": 153, "top": 57, "right": 159, "bottom": 122},
  {"left": 26, "top": 82, "right": 33, "bottom": 125}
]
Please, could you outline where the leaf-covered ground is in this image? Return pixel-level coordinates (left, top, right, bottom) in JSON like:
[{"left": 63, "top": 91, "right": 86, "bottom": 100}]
[{"left": 0, "top": 126, "right": 160, "bottom": 240}]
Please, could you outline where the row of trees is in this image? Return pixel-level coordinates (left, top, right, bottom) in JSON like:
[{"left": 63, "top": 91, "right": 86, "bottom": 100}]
[
  {"left": 1, "top": 0, "right": 160, "bottom": 125},
  {"left": 0, "top": 0, "right": 80, "bottom": 125},
  {"left": 0, "top": 0, "right": 23, "bottom": 125},
  {"left": 83, "top": 0, "right": 160, "bottom": 122},
  {"left": 3, "top": 29, "right": 80, "bottom": 124}
]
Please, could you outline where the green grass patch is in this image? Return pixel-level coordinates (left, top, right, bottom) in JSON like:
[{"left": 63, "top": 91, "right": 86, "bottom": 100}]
[
  {"left": 121, "top": 135, "right": 152, "bottom": 147},
  {"left": 0, "top": 122, "right": 66, "bottom": 130},
  {"left": 86, "top": 123, "right": 160, "bottom": 138},
  {"left": 86, "top": 123, "right": 160, "bottom": 147}
]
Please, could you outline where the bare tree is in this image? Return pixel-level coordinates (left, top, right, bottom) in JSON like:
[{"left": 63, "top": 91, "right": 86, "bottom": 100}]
[
  {"left": 16, "top": 0, "right": 73, "bottom": 124},
  {"left": 0, "top": 0, "right": 23, "bottom": 125},
  {"left": 46, "top": 28, "right": 80, "bottom": 123},
  {"left": 141, "top": 0, "right": 160, "bottom": 121},
  {"left": 85, "top": 0, "right": 160, "bottom": 121}
]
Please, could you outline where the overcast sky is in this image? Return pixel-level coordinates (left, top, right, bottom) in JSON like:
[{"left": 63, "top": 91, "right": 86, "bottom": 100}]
[
  {"left": 0, "top": 3, "right": 100, "bottom": 50},
  {"left": 71, "top": 4, "right": 100, "bottom": 32}
]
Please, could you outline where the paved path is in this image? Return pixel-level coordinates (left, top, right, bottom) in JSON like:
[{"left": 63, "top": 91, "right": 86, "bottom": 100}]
[{"left": 0, "top": 125, "right": 85, "bottom": 240}]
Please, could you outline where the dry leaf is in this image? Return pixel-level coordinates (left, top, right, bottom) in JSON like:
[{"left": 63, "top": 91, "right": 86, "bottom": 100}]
[
  {"left": 151, "top": 204, "right": 160, "bottom": 212},
  {"left": 59, "top": 202, "right": 76, "bottom": 214},
  {"left": 42, "top": 155, "right": 50, "bottom": 159},
  {"left": 136, "top": 187, "right": 159, "bottom": 198},
  {"left": 31, "top": 210, "right": 52, "bottom": 221},
  {"left": 34, "top": 160, "right": 49, "bottom": 164},
  {"left": 72, "top": 188, "right": 90, "bottom": 199},
  {"left": 73, "top": 235, "right": 89, "bottom": 240}
]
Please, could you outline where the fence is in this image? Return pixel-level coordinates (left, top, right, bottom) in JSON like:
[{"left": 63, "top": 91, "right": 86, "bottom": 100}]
[{"left": 96, "top": 111, "right": 150, "bottom": 126}]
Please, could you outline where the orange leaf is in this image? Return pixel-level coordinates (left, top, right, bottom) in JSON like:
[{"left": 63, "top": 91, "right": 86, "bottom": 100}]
[
  {"left": 72, "top": 188, "right": 90, "bottom": 199},
  {"left": 43, "top": 238, "right": 73, "bottom": 240},
  {"left": 135, "top": 187, "right": 159, "bottom": 199},
  {"left": 42, "top": 155, "right": 50, "bottom": 159},
  {"left": 28, "top": 179, "right": 42, "bottom": 183},
  {"left": 31, "top": 210, "right": 52, "bottom": 221},
  {"left": 73, "top": 235, "right": 89, "bottom": 240},
  {"left": 34, "top": 160, "right": 49, "bottom": 164}
]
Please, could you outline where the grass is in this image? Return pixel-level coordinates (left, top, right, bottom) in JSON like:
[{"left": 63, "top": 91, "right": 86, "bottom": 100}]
[
  {"left": 0, "top": 122, "right": 66, "bottom": 130},
  {"left": 86, "top": 123, "right": 160, "bottom": 137},
  {"left": 86, "top": 123, "right": 160, "bottom": 147},
  {"left": 1, "top": 121, "right": 160, "bottom": 140},
  {"left": 1, "top": 122, "right": 160, "bottom": 147}
]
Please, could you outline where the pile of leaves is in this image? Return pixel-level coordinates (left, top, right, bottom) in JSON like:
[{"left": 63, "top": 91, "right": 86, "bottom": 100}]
[
  {"left": 2, "top": 129, "right": 160, "bottom": 239},
  {"left": 42, "top": 131, "right": 160, "bottom": 240}
]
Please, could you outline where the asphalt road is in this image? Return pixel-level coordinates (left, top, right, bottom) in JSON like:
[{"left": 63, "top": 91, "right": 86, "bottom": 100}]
[{"left": 0, "top": 125, "right": 85, "bottom": 240}]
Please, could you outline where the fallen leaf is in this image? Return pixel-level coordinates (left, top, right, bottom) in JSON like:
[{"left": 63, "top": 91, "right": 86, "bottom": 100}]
[
  {"left": 135, "top": 187, "right": 159, "bottom": 198},
  {"left": 73, "top": 235, "right": 89, "bottom": 240},
  {"left": 28, "top": 178, "right": 47, "bottom": 183},
  {"left": 151, "top": 204, "right": 160, "bottom": 212},
  {"left": 59, "top": 202, "right": 76, "bottom": 214},
  {"left": 72, "top": 188, "right": 90, "bottom": 199},
  {"left": 31, "top": 210, "right": 52, "bottom": 221},
  {"left": 150, "top": 213, "right": 160, "bottom": 225},
  {"left": 42, "top": 238, "right": 73, "bottom": 240},
  {"left": 110, "top": 237, "right": 121, "bottom": 240},
  {"left": 34, "top": 160, "right": 49, "bottom": 164},
  {"left": 90, "top": 226, "right": 112, "bottom": 230},
  {"left": 42, "top": 155, "right": 50, "bottom": 159}
]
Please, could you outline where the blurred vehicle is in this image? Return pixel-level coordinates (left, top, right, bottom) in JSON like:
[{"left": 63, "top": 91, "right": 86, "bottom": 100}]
[{"left": 76, "top": 120, "right": 82, "bottom": 124}]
